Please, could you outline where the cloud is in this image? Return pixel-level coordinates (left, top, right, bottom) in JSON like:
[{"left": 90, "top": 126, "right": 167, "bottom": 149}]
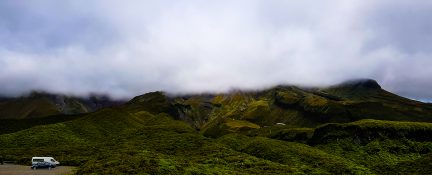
[{"left": 0, "top": 0, "right": 431, "bottom": 99}]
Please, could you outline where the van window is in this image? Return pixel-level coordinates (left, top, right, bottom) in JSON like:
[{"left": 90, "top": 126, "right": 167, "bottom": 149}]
[
  {"left": 33, "top": 159, "right": 44, "bottom": 162},
  {"left": 51, "top": 159, "right": 55, "bottom": 162}
]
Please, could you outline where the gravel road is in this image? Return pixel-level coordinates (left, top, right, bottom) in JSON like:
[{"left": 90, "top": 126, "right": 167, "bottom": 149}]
[{"left": 0, "top": 164, "right": 76, "bottom": 175}]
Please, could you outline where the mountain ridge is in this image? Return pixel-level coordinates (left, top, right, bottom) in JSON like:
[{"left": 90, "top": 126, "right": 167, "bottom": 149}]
[
  {"left": 122, "top": 79, "right": 432, "bottom": 137},
  {"left": 0, "top": 91, "right": 125, "bottom": 119}
]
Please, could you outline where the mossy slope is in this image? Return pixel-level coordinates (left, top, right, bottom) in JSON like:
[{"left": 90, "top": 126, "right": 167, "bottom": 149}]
[
  {"left": 312, "top": 119, "right": 432, "bottom": 174},
  {"left": 1, "top": 79, "right": 432, "bottom": 174},
  {"left": 0, "top": 107, "right": 367, "bottom": 174},
  {"left": 123, "top": 79, "right": 432, "bottom": 138}
]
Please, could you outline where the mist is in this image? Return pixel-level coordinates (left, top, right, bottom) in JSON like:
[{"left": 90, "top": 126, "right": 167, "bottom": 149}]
[{"left": 1, "top": 0, "right": 432, "bottom": 99}]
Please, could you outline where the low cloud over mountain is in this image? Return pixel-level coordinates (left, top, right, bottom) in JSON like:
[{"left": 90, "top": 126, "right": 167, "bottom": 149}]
[{"left": 0, "top": 0, "right": 431, "bottom": 99}]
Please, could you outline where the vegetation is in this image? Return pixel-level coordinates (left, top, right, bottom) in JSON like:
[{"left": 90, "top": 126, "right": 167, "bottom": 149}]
[
  {"left": 312, "top": 119, "right": 432, "bottom": 174},
  {"left": 0, "top": 108, "right": 303, "bottom": 174},
  {"left": 1, "top": 79, "right": 432, "bottom": 174},
  {"left": 0, "top": 114, "right": 83, "bottom": 134},
  {"left": 218, "top": 134, "right": 372, "bottom": 174}
]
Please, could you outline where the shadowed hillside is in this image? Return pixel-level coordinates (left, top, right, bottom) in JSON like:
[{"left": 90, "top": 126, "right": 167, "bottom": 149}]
[{"left": 0, "top": 92, "right": 124, "bottom": 119}]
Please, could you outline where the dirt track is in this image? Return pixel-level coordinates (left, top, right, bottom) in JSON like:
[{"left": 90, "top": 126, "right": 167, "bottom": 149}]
[{"left": 0, "top": 164, "right": 76, "bottom": 175}]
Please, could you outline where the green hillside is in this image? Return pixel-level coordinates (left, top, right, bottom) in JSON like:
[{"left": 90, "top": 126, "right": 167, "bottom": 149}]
[
  {"left": 312, "top": 119, "right": 432, "bottom": 174},
  {"left": 0, "top": 108, "right": 366, "bottom": 174},
  {"left": 121, "top": 79, "right": 432, "bottom": 138},
  {"left": 1, "top": 79, "right": 432, "bottom": 174},
  {"left": 2, "top": 108, "right": 432, "bottom": 174}
]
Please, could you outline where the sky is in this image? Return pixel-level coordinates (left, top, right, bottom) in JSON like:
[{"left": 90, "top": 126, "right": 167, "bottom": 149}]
[{"left": 0, "top": 0, "right": 432, "bottom": 100}]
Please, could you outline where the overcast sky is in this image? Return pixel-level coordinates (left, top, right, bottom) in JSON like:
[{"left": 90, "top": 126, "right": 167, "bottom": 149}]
[{"left": 0, "top": 0, "right": 431, "bottom": 100}]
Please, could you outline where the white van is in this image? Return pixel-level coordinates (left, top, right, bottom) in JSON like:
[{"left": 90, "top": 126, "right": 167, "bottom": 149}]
[{"left": 31, "top": 157, "right": 60, "bottom": 169}]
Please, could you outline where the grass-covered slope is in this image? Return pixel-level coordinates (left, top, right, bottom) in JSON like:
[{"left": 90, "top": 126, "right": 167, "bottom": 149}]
[
  {"left": 122, "top": 79, "right": 432, "bottom": 138},
  {"left": 218, "top": 134, "right": 371, "bottom": 174},
  {"left": 311, "top": 119, "right": 432, "bottom": 144},
  {"left": 2, "top": 107, "right": 431, "bottom": 174},
  {"left": 2, "top": 79, "right": 431, "bottom": 133},
  {"left": 1, "top": 107, "right": 368, "bottom": 174},
  {"left": 2, "top": 79, "right": 432, "bottom": 174},
  {"left": 323, "top": 79, "right": 432, "bottom": 121},
  {"left": 311, "top": 119, "right": 432, "bottom": 174}
]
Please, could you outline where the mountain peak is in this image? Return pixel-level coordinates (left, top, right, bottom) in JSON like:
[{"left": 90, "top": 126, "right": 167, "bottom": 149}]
[
  {"left": 127, "top": 91, "right": 166, "bottom": 104},
  {"left": 337, "top": 79, "right": 381, "bottom": 90}
]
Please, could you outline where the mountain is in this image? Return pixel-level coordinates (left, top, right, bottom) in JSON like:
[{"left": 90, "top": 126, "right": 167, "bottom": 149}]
[
  {"left": 1, "top": 79, "right": 432, "bottom": 174},
  {"left": 0, "top": 91, "right": 124, "bottom": 119},
  {"left": 125, "top": 79, "right": 432, "bottom": 137}
]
